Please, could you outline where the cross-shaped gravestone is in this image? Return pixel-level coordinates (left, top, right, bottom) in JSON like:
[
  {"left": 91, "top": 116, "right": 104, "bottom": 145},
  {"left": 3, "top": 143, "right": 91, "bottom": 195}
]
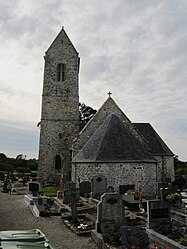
[{"left": 64, "top": 182, "right": 78, "bottom": 223}]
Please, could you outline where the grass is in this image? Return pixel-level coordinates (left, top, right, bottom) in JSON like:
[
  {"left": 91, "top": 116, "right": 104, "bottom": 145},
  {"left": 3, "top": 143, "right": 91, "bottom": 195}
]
[{"left": 41, "top": 186, "right": 59, "bottom": 197}]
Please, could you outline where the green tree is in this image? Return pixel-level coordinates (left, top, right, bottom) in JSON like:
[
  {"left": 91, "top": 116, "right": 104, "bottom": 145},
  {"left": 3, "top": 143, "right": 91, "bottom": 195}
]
[
  {"left": 0, "top": 153, "right": 7, "bottom": 161},
  {"left": 79, "top": 102, "right": 97, "bottom": 131},
  {"left": 0, "top": 153, "right": 38, "bottom": 174}
]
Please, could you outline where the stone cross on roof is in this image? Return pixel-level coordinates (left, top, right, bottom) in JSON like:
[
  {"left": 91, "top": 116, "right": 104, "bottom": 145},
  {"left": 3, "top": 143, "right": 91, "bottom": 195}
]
[{"left": 108, "top": 92, "right": 112, "bottom": 98}]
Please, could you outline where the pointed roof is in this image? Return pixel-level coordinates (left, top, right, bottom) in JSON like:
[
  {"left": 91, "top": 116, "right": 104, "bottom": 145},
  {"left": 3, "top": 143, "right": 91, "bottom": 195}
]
[
  {"left": 46, "top": 27, "right": 78, "bottom": 54},
  {"left": 73, "top": 114, "right": 156, "bottom": 163},
  {"left": 73, "top": 96, "right": 147, "bottom": 157},
  {"left": 133, "top": 123, "right": 174, "bottom": 156}
]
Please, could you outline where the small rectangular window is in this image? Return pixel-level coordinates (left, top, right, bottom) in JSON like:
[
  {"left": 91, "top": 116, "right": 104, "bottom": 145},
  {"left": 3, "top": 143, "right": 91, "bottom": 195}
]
[{"left": 57, "top": 63, "right": 65, "bottom": 82}]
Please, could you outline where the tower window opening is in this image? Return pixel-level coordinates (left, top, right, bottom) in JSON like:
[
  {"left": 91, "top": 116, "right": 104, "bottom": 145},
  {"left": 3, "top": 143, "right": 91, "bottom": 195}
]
[
  {"left": 57, "top": 63, "right": 65, "bottom": 82},
  {"left": 55, "top": 154, "right": 62, "bottom": 170}
]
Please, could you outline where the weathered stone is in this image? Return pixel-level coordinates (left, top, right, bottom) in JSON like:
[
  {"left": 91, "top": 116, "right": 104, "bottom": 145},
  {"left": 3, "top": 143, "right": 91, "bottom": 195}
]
[
  {"left": 27, "top": 181, "right": 40, "bottom": 195},
  {"left": 38, "top": 27, "right": 80, "bottom": 186},
  {"left": 91, "top": 175, "right": 107, "bottom": 199},
  {"left": 72, "top": 162, "right": 157, "bottom": 196},
  {"left": 147, "top": 200, "right": 171, "bottom": 232},
  {"left": 96, "top": 193, "right": 125, "bottom": 233}
]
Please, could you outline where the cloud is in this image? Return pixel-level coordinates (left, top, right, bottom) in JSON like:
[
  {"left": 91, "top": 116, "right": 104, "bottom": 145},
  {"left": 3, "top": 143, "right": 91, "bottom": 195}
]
[
  {"left": 0, "top": 123, "right": 39, "bottom": 159},
  {"left": 0, "top": 0, "right": 186, "bottom": 161}
]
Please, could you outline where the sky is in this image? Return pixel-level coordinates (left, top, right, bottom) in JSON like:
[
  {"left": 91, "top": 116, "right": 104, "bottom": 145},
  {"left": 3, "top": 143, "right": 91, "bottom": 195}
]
[{"left": 0, "top": 0, "right": 187, "bottom": 161}]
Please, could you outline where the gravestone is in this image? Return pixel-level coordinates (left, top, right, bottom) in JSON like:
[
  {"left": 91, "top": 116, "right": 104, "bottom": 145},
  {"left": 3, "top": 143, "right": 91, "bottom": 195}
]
[
  {"left": 63, "top": 189, "right": 80, "bottom": 204},
  {"left": 27, "top": 181, "right": 40, "bottom": 195},
  {"left": 57, "top": 191, "right": 64, "bottom": 199},
  {"left": 79, "top": 181, "right": 91, "bottom": 196},
  {"left": 159, "top": 187, "right": 171, "bottom": 201},
  {"left": 47, "top": 174, "right": 55, "bottom": 185},
  {"left": 119, "top": 185, "right": 135, "bottom": 195},
  {"left": 63, "top": 189, "right": 71, "bottom": 204},
  {"left": 157, "top": 182, "right": 168, "bottom": 199},
  {"left": 96, "top": 193, "right": 125, "bottom": 233},
  {"left": 91, "top": 175, "right": 107, "bottom": 199},
  {"left": 107, "top": 186, "right": 114, "bottom": 193},
  {"left": 63, "top": 181, "right": 78, "bottom": 222},
  {"left": 147, "top": 200, "right": 171, "bottom": 232}
]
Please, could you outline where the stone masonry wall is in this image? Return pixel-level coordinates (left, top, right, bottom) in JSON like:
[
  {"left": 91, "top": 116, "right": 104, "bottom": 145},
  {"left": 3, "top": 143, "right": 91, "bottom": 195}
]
[
  {"left": 72, "top": 162, "right": 157, "bottom": 196},
  {"left": 154, "top": 155, "right": 175, "bottom": 182},
  {"left": 38, "top": 28, "right": 80, "bottom": 185}
]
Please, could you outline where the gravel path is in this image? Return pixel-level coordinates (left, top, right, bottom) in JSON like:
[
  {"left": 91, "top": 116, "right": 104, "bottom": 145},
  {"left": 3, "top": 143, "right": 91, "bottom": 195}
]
[{"left": 0, "top": 190, "right": 97, "bottom": 249}]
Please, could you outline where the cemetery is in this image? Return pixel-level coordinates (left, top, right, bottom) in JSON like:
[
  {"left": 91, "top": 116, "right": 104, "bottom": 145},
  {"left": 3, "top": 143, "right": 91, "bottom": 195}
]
[
  {"left": 20, "top": 176, "right": 187, "bottom": 248},
  {"left": 2, "top": 174, "right": 187, "bottom": 248},
  {"left": 24, "top": 181, "right": 61, "bottom": 217},
  {"left": 54, "top": 177, "right": 187, "bottom": 248}
]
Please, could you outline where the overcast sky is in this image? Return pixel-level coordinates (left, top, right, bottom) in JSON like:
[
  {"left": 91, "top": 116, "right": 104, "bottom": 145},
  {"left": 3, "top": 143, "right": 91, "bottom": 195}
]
[{"left": 0, "top": 0, "right": 187, "bottom": 161}]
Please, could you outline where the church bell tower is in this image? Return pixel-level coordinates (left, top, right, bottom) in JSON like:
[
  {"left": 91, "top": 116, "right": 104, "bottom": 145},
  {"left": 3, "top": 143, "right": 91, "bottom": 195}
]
[{"left": 38, "top": 27, "right": 80, "bottom": 186}]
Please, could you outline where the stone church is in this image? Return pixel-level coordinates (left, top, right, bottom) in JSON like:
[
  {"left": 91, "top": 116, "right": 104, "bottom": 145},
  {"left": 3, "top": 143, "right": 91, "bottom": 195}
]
[{"left": 38, "top": 28, "right": 175, "bottom": 196}]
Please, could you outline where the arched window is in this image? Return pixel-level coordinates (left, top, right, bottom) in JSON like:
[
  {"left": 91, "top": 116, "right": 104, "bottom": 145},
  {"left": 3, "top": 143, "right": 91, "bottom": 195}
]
[
  {"left": 55, "top": 155, "right": 62, "bottom": 170},
  {"left": 57, "top": 63, "right": 65, "bottom": 82}
]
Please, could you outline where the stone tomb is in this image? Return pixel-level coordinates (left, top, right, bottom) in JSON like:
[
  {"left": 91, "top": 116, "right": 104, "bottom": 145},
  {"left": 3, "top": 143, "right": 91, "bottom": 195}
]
[
  {"left": 147, "top": 200, "right": 171, "bottom": 232},
  {"left": 91, "top": 175, "right": 107, "bottom": 199},
  {"left": 27, "top": 181, "right": 40, "bottom": 195},
  {"left": 96, "top": 193, "right": 125, "bottom": 233}
]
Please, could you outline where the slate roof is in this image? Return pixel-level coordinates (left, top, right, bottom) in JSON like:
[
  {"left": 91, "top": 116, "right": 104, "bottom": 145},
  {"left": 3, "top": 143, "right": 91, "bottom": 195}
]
[
  {"left": 73, "top": 96, "right": 148, "bottom": 157},
  {"left": 133, "top": 123, "right": 174, "bottom": 156},
  {"left": 73, "top": 114, "right": 156, "bottom": 163}
]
